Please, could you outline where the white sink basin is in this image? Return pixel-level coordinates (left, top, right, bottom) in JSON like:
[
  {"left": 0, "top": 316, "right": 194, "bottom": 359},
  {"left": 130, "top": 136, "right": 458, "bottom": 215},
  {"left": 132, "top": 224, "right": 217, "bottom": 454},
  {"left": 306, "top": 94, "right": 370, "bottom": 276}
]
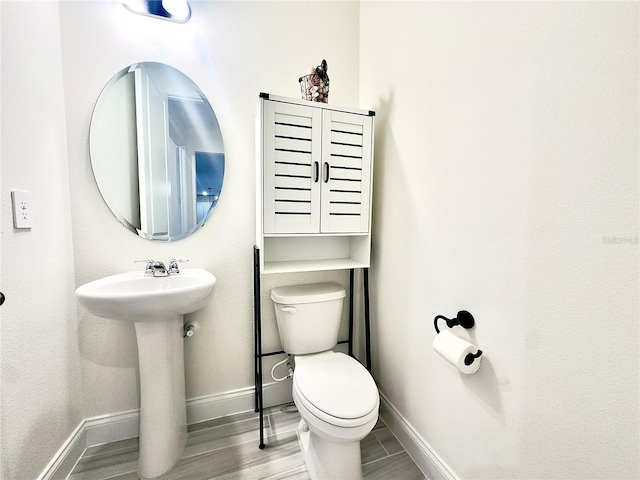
[
  {"left": 75, "top": 268, "right": 216, "bottom": 478},
  {"left": 75, "top": 269, "right": 216, "bottom": 321}
]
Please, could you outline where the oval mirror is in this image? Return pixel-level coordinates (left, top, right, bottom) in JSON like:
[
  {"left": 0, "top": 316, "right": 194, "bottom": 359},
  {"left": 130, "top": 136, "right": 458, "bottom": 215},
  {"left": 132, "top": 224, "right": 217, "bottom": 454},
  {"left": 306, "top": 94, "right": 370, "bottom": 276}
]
[{"left": 89, "top": 62, "right": 224, "bottom": 242}]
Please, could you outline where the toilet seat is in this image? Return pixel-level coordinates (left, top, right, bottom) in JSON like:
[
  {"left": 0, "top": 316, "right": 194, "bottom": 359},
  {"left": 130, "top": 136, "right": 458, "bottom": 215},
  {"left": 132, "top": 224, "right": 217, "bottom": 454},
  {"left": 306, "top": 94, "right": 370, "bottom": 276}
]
[{"left": 293, "top": 351, "right": 379, "bottom": 428}]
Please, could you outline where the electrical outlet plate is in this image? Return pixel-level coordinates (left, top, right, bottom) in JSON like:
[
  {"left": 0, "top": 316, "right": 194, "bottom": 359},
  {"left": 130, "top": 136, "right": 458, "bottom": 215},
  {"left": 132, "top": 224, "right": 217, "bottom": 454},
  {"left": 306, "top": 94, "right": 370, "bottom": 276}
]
[{"left": 11, "top": 191, "right": 31, "bottom": 229}]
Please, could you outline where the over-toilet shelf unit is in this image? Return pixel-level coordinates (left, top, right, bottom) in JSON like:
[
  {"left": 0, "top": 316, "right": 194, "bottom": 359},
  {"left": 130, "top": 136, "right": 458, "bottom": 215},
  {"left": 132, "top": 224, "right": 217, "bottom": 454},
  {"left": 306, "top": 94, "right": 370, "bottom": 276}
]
[
  {"left": 253, "top": 93, "right": 375, "bottom": 448},
  {"left": 255, "top": 93, "right": 374, "bottom": 274}
]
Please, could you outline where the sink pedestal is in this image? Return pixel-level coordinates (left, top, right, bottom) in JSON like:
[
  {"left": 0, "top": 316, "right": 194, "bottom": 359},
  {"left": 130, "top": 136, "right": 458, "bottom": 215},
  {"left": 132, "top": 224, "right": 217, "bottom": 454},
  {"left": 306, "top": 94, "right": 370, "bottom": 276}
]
[
  {"left": 134, "top": 316, "right": 188, "bottom": 478},
  {"left": 75, "top": 269, "right": 217, "bottom": 478}
]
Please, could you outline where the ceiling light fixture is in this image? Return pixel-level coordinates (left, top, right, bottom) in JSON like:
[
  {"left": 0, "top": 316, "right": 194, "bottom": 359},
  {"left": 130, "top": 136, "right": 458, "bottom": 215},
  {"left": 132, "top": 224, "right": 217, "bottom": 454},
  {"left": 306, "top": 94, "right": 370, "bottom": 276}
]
[{"left": 122, "top": 0, "right": 191, "bottom": 23}]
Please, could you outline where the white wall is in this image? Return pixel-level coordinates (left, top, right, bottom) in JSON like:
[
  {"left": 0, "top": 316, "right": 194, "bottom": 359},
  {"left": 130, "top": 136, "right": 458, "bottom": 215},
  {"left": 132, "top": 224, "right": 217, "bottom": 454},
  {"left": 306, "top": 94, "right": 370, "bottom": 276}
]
[
  {"left": 360, "top": 2, "right": 639, "bottom": 479},
  {"left": 0, "top": 2, "right": 83, "bottom": 479}
]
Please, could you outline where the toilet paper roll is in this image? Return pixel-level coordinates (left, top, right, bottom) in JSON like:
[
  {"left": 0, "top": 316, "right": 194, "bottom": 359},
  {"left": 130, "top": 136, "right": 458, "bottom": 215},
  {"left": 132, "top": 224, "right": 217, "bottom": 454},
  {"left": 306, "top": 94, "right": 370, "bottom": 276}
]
[{"left": 433, "top": 330, "right": 482, "bottom": 374}]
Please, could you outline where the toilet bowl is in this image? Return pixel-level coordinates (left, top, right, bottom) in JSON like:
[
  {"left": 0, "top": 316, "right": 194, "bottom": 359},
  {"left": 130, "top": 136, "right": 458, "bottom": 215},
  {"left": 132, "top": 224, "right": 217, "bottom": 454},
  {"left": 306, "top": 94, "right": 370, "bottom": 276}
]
[
  {"left": 293, "top": 351, "right": 379, "bottom": 480},
  {"left": 270, "top": 283, "right": 380, "bottom": 480}
]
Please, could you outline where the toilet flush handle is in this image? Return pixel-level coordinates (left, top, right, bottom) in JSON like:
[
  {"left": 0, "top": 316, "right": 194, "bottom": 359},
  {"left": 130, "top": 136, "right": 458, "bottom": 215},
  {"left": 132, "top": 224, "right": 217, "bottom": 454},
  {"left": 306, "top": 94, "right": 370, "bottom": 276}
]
[{"left": 281, "top": 306, "right": 297, "bottom": 314}]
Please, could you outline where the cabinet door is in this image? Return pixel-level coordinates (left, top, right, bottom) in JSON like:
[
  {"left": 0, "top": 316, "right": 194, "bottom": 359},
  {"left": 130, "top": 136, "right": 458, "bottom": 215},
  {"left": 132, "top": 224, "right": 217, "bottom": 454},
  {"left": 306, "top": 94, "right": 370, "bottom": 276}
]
[
  {"left": 263, "top": 101, "right": 322, "bottom": 234},
  {"left": 320, "top": 110, "right": 373, "bottom": 233}
]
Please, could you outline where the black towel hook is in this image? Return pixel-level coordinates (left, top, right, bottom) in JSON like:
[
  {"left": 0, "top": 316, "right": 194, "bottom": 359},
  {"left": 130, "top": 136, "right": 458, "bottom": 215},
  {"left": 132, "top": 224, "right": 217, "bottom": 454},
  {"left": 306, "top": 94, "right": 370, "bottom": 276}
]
[{"left": 434, "top": 310, "right": 475, "bottom": 334}]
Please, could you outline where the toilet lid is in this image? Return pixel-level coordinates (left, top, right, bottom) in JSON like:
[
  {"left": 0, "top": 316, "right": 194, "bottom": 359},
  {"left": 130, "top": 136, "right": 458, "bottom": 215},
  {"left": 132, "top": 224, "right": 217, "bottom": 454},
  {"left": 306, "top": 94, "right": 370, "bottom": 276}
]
[{"left": 293, "top": 352, "right": 378, "bottom": 420}]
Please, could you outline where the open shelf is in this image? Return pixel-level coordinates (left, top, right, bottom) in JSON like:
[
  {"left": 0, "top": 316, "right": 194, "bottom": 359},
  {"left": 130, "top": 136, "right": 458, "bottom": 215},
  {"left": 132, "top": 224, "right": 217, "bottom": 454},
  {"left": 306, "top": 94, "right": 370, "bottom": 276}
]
[
  {"left": 262, "top": 258, "right": 369, "bottom": 274},
  {"left": 259, "top": 234, "right": 370, "bottom": 274}
]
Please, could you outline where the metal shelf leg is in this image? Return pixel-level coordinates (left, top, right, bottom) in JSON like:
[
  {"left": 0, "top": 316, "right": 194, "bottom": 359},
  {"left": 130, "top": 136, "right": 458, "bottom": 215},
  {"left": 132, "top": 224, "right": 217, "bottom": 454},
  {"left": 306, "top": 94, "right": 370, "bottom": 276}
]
[
  {"left": 364, "top": 268, "right": 371, "bottom": 372},
  {"left": 253, "top": 246, "right": 265, "bottom": 449}
]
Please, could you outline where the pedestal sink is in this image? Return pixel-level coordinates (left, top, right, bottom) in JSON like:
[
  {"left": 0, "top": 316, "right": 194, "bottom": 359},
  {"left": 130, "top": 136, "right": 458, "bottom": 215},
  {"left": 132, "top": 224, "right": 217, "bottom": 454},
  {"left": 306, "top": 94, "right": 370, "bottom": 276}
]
[{"left": 75, "top": 269, "right": 216, "bottom": 478}]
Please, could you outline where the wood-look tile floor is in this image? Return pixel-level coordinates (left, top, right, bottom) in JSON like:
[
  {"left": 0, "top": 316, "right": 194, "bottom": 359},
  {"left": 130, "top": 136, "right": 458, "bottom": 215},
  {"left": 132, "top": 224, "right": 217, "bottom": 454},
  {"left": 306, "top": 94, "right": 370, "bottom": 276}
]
[{"left": 68, "top": 404, "right": 425, "bottom": 480}]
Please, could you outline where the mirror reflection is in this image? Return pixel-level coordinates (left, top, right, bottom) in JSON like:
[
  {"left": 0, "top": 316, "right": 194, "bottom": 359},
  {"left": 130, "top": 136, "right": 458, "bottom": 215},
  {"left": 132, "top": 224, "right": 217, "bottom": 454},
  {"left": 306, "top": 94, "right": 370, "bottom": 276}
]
[{"left": 89, "top": 62, "right": 224, "bottom": 242}]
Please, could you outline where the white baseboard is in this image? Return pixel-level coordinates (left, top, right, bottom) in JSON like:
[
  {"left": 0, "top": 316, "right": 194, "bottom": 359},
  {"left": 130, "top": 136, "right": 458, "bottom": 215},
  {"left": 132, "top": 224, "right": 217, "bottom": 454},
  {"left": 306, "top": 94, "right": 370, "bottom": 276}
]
[
  {"left": 36, "top": 421, "right": 87, "bottom": 480},
  {"left": 38, "top": 381, "right": 292, "bottom": 480},
  {"left": 379, "top": 392, "right": 457, "bottom": 480},
  {"left": 188, "top": 380, "right": 293, "bottom": 425}
]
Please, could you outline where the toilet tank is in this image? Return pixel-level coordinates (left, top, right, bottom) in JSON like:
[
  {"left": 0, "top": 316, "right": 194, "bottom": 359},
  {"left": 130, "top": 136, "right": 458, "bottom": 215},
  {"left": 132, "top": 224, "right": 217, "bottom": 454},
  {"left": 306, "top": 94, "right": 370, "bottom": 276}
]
[{"left": 270, "top": 283, "right": 346, "bottom": 355}]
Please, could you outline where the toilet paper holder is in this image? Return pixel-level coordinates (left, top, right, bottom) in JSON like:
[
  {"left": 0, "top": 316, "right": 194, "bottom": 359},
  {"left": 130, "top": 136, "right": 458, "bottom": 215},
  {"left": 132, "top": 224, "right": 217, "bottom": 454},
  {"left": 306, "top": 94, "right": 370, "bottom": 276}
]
[
  {"left": 434, "top": 310, "right": 475, "bottom": 334},
  {"left": 434, "top": 310, "right": 483, "bottom": 367}
]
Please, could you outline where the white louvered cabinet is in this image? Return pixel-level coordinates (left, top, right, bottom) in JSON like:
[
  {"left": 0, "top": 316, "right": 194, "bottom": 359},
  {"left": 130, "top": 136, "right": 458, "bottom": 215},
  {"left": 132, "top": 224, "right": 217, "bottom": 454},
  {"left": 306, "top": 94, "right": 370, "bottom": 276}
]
[{"left": 256, "top": 94, "right": 374, "bottom": 274}]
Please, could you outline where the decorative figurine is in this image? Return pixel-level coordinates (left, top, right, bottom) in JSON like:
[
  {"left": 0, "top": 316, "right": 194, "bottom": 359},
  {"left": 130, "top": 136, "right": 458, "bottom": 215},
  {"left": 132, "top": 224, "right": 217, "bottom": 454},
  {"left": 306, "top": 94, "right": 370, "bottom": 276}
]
[{"left": 299, "top": 59, "right": 329, "bottom": 103}]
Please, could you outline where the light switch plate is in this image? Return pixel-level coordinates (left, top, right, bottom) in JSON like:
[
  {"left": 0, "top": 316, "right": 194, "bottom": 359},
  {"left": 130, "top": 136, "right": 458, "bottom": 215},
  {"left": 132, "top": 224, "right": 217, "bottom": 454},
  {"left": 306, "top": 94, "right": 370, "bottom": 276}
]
[{"left": 11, "top": 191, "right": 32, "bottom": 229}]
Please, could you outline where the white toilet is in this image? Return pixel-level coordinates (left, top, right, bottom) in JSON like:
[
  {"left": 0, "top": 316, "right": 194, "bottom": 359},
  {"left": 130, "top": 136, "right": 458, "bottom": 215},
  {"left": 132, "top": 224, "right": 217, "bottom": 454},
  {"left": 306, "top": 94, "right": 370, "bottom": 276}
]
[{"left": 271, "top": 283, "right": 379, "bottom": 480}]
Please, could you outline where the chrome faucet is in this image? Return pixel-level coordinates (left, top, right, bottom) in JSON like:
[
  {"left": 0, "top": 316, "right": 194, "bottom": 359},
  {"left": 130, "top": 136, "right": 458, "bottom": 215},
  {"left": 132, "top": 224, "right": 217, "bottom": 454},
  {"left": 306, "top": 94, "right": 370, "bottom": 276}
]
[
  {"left": 135, "top": 259, "right": 168, "bottom": 277},
  {"left": 135, "top": 258, "right": 188, "bottom": 276}
]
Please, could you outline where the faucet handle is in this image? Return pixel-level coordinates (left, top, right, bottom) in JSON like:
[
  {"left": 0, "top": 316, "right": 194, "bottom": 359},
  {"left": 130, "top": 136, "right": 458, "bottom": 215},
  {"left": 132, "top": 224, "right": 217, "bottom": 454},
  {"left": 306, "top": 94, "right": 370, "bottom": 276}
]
[
  {"left": 134, "top": 259, "right": 154, "bottom": 267},
  {"left": 134, "top": 259, "right": 156, "bottom": 275},
  {"left": 168, "top": 258, "right": 189, "bottom": 275}
]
